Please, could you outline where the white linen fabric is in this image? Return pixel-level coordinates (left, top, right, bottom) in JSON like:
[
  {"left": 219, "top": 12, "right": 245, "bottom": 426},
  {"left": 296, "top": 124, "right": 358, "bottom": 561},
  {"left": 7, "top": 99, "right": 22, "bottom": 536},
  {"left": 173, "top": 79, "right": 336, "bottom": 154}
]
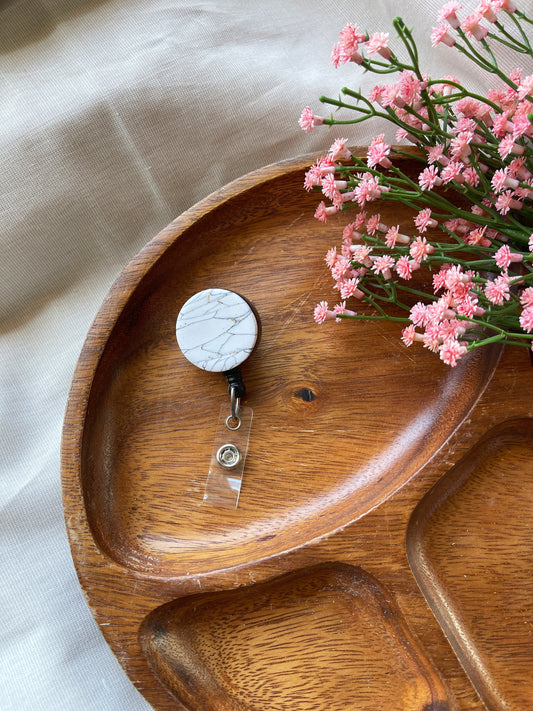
[{"left": 0, "top": 1, "right": 525, "bottom": 709}]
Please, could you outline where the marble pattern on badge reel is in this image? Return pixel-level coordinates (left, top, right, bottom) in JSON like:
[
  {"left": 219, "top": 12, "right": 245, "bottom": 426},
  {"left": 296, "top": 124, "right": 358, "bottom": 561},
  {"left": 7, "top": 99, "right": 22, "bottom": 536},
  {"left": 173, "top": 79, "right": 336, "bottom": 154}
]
[{"left": 176, "top": 288, "right": 258, "bottom": 372}]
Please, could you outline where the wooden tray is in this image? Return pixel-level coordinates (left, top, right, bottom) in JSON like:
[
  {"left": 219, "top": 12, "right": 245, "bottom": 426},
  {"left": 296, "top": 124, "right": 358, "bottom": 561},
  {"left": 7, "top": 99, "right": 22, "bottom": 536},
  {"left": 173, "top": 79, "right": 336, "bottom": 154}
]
[{"left": 61, "top": 151, "right": 533, "bottom": 711}]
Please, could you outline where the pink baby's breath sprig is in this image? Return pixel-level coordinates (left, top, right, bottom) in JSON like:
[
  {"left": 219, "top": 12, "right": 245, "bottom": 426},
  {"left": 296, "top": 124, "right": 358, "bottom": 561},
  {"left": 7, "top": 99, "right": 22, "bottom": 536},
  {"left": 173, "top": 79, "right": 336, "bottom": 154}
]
[{"left": 301, "top": 3, "right": 533, "bottom": 365}]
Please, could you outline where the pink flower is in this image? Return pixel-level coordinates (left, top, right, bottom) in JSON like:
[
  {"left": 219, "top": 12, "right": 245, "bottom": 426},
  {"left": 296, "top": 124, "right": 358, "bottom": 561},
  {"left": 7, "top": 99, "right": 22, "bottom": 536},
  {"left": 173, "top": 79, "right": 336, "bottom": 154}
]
[
  {"left": 410, "top": 302, "right": 431, "bottom": 327},
  {"left": 372, "top": 255, "right": 395, "bottom": 279},
  {"left": 303, "top": 165, "right": 323, "bottom": 191},
  {"left": 511, "top": 112, "right": 532, "bottom": 140},
  {"left": 465, "top": 226, "right": 491, "bottom": 247},
  {"left": 330, "top": 256, "right": 352, "bottom": 281},
  {"left": 384, "top": 225, "right": 400, "bottom": 247},
  {"left": 332, "top": 24, "right": 366, "bottom": 66},
  {"left": 488, "top": 88, "right": 515, "bottom": 113},
  {"left": 426, "top": 144, "right": 448, "bottom": 166},
  {"left": 494, "top": 190, "right": 514, "bottom": 215},
  {"left": 321, "top": 174, "right": 341, "bottom": 201},
  {"left": 484, "top": 275, "right": 511, "bottom": 304},
  {"left": 491, "top": 168, "right": 519, "bottom": 193},
  {"left": 395, "top": 256, "right": 418, "bottom": 280},
  {"left": 325, "top": 246, "right": 338, "bottom": 268},
  {"left": 441, "top": 160, "right": 465, "bottom": 184},
  {"left": 398, "top": 71, "right": 426, "bottom": 107},
  {"left": 499, "top": 135, "right": 525, "bottom": 158},
  {"left": 519, "top": 306, "right": 533, "bottom": 333},
  {"left": 414, "top": 208, "right": 438, "bottom": 233},
  {"left": 333, "top": 301, "right": 357, "bottom": 320},
  {"left": 431, "top": 24, "right": 456, "bottom": 47},
  {"left": 330, "top": 44, "right": 346, "bottom": 68},
  {"left": 354, "top": 211, "right": 367, "bottom": 230},
  {"left": 492, "top": 111, "right": 513, "bottom": 138},
  {"left": 454, "top": 293, "right": 478, "bottom": 318},
  {"left": 423, "top": 324, "right": 443, "bottom": 353},
  {"left": 456, "top": 97, "right": 492, "bottom": 124},
  {"left": 518, "top": 75, "right": 533, "bottom": 100},
  {"left": 449, "top": 131, "right": 473, "bottom": 160},
  {"left": 439, "top": 338, "right": 468, "bottom": 366},
  {"left": 339, "top": 23, "right": 367, "bottom": 53},
  {"left": 443, "top": 264, "right": 467, "bottom": 290},
  {"left": 343, "top": 222, "right": 361, "bottom": 243},
  {"left": 299, "top": 106, "right": 325, "bottom": 133},
  {"left": 304, "top": 156, "right": 335, "bottom": 191},
  {"left": 351, "top": 244, "right": 373, "bottom": 267},
  {"left": 339, "top": 277, "right": 364, "bottom": 300},
  {"left": 314, "top": 301, "right": 333, "bottom": 324},
  {"left": 354, "top": 174, "right": 383, "bottom": 206},
  {"left": 332, "top": 190, "right": 352, "bottom": 210},
  {"left": 433, "top": 74, "right": 461, "bottom": 97},
  {"left": 433, "top": 266, "right": 450, "bottom": 292},
  {"left": 368, "top": 84, "right": 387, "bottom": 104},
  {"left": 461, "top": 11, "right": 489, "bottom": 40},
  {"left": 366, "top": 213, "right": 384, "bottom": 234},
  {"left": 452, "top": 116, "right": 477, "bottom": 134},
  {"left": 494, "top": 244, "right": 523, "bottom": 270},
  {"left": 520, "top": 287, "right": 533, "bottom": 307},
  {"left": 418, "top": 165, "right": 442, "bottom": 190},
  {"left": 328, "top": 137, "right": 352, "bottom": 162},
  {"left": 462, "top": 166, "right": 481, "bottom": 186},
  {"left": 401, "top": 324, "right": 422, "bottom": 346},
  {"left": 478, "top": 0, "right": 498, "bottom": 22},
  {"left": 352, "top": 244, "right": 372, "bottom": 268},
  {"left": 367, "top": 134, "right": 392, "bottom": 168},
  {"left": 395, "top": 127, "right": 409, "bottom": 141},
  {"left": 456, "top": 269, "right": 475, "bottom": 292},
  {"left": 427, "top": 295, "right": 456, "bottom": 323},
  {"left": 382, "top": 81, "right": 405, "bottom": 109},
  {"left": 323, "top": 178, "right": 350, "bottom": 204},
  {"left": 492, "top": 0, "right": 517, "bottom": 13},
  {"left": 445, "top": 217, "right": 469, "bottom": 234},
  {"left": 410, "top": 236, "right": 434, "bottom": 262},
  {"left": 314, "top": 201, "right": 338, "bottom": 223},
  {"left": 455, "top": 97, "right": 478, "bottom": 118},
  {"left": 438, "top": 318, "right": 466, "bottom": 340},
  {"left": 366, "top": 32, "right": 391, "bottom": 60},
  {"left": 438, "top": 2, "right": 463, "bottom": 29}
]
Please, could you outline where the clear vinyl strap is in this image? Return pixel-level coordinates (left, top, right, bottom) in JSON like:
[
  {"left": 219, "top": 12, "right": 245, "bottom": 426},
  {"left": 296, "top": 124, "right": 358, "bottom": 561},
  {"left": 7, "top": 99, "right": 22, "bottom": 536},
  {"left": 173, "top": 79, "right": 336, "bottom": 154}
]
[{"left": 203, "top": 392, "right": 253, "bottom": 508}]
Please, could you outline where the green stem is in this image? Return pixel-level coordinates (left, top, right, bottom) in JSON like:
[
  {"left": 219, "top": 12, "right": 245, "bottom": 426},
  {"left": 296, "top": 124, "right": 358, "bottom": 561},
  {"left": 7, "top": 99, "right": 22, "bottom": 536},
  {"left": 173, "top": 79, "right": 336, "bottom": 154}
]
[
  {"left": 392, "top": 18, "right": 421, "bottom": 78},
  {"left": 337, "top": 313, "right": 410, "bottom": 323},
  {"left": 494, "top": 16, "right": 531, "bottom": 52}
]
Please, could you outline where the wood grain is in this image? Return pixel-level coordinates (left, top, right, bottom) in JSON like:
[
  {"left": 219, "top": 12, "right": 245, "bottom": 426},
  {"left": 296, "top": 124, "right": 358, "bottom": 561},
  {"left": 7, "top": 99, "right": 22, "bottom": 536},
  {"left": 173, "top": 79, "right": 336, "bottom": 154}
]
[
  {"left": 408, "top": 419, "right": 533, "bottom": 711},
  {"left": 61, "top": 151, "right": 533, "bottom": 711},
  {"left": 140, "top": 562, "right": 456, "bottom": 711}
]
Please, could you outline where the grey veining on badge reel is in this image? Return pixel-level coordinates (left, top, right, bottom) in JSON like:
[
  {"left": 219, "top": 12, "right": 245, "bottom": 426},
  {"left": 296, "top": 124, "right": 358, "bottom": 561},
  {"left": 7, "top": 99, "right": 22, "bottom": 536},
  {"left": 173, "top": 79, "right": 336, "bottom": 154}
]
[{"left": 176, "top": 288, "right": 258, "bottom": 372}]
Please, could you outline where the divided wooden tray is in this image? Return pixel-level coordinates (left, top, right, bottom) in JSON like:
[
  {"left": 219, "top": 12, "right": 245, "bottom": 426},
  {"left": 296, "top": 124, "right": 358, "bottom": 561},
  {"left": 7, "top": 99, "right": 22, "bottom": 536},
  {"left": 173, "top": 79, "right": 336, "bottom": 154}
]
[{"left": 61, "top": 151, "right": 533, "bottom": 710}]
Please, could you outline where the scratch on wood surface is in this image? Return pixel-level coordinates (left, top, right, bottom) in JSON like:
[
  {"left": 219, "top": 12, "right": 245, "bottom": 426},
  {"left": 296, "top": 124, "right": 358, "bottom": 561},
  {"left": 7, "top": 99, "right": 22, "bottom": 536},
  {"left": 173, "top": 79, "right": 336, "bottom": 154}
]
[
  {"left": 287, "top": 212, "right": 306, "bottom": 228},
  {"left": 263, "top": 278, "right": 324, "bottom": 352},
  {"left": 232, "top": 244, "right": 256, "bottom": 268}
]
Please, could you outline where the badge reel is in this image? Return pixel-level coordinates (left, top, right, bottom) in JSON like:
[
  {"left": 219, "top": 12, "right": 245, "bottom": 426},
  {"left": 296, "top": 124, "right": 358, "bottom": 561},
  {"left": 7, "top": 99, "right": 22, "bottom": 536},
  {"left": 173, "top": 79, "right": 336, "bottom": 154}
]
[{"left": 176, "top": 288, "right": 259, "bottom": 508}]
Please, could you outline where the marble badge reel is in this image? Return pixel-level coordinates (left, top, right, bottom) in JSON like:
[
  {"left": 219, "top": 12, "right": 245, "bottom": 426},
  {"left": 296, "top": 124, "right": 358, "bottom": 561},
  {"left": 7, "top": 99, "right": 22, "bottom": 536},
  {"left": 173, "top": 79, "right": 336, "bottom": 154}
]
[{"left": 176, "top": 288, "right": 259, "bottom": 508}]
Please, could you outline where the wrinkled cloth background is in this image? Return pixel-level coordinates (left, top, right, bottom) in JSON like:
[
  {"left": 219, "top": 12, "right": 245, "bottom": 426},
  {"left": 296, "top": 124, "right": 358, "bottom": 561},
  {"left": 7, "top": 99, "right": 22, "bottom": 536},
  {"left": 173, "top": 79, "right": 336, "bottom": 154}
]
[{"left": 0, "top": 1, "right": 523, "bottom": 709}]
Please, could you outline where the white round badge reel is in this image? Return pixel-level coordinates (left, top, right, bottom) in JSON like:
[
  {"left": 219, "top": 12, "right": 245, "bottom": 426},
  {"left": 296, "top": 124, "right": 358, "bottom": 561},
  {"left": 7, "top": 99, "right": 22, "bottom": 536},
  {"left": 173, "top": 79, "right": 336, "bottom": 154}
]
[
  {"left": 176, "top": 288, "right": 259, "bottom": 507},
  {"left": 176, "top": 288, "right": 259, "bottom": 374}
]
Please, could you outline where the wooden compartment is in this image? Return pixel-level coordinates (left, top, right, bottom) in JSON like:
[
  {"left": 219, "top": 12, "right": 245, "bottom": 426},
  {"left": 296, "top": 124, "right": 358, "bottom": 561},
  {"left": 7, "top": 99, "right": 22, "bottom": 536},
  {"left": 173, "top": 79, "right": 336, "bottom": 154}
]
[
  {"left": 407, "top": 419, "right": 533, "bottom": 711},
  {"left": 140, "top": 562, "right": 455, "bottom": 711},
  {"left": 61, "top": 152, "right": 533, "bottom": 710}
]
